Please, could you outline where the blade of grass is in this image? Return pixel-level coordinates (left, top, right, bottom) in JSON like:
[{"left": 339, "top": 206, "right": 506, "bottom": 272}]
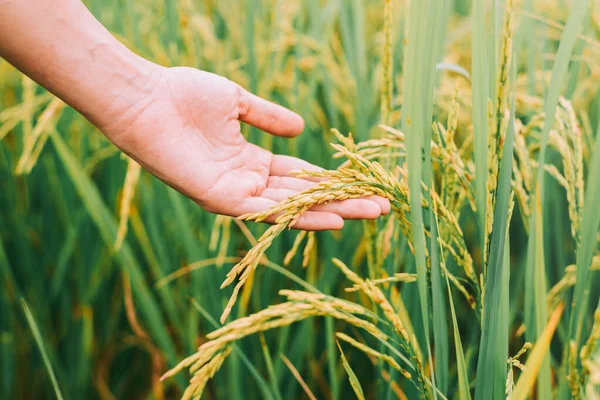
[
  {"left": 402, "top": 1, "right": 446, "bottom": 395},
  {"left": 20, "top": 299, "right": 64, "bottom": 400},
  {"left": 259, "top": 333, "right": 283, "bottom": 400},
  {"left": 50, "top": 220, "right": 80, "bottom": 299},
  {"left": 445, "top": 268, "right": 471, "bottom": 400},
  {"left": 326, "top": 312, "right": 340, "bottom": 400},
  {"left": 431, "top": 196, "right": 448, "bottom": 394},
  {"left": 337, "top": 340, "right": 365, "bottom": 400},
  {"left": 531, "top": 0, "right": 588, "bottom": 204},
  {"left": 245, "top": 0, "right": 259, "bottom": 143},
  {"left": 433, "top": 190, "right": 471, "bottom": 400},
  {"left": 570, "top": 103, "right": 600, "bottom": 361},
  {"left": 474, "top": 55, "right": 516, "bottom": 400},
  {"left": 280, "top": 354, "right": 317, "bottom": 400},
  {"left": 429, "top": 4, "right": 451, "bottom": 393},
  {"left": 0, "top": 235, "right": 20, "bottom": 298},
  {"left": 164, "top": 0, "right": 179, "bottom": 49},
  {"left": 471, "top": 0, "right": 490, "bottom": 245}
]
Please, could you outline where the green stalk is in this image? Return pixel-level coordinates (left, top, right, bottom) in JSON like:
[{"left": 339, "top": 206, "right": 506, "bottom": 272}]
[
  {"left": 471, "top": 0, "right": 490, "bottom": 250},
  {"left": 474, "top": 55, "right": 516, "bottom": 400},
  {"left": 402, "top": 0, "right": 446, "bottom": 396}
]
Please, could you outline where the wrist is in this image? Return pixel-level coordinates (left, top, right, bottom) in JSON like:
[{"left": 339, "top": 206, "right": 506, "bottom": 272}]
[{"left": 80, "top": 45, "right": 165, "bottom": 135}]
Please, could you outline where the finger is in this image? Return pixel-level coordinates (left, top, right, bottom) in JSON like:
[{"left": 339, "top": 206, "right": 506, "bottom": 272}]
[
  {"left": 237, "top": 197, "right": 344, "bottom": 231},
  {"left": 267, "top": 176, "right": 316, "bottom": 191},
  {"left": 270, "top": 157, "right": 392, "bottom": 213},
  {"left": 365, "top": 195, "right": 391, "bottom": 214},
  {"left": 311, "top": 199, "right": 382, "bottom": 219},
  {"left": 266, "top": 178, "right": 390, "bottom": 216},
  {"left": 292, "top": 211, "right": 344, "bottom": 231},
  {"left": 270, "top": 154, "right": 325, "bottom": 182},
  {"left": 238, "top": 90, "right": 304, "bottom": 137},
  {"left": 260, "top": 189, "right": 383, "bottom": 220}
]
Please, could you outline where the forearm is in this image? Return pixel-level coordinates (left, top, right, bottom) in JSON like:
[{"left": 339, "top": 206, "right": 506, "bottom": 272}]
[{"left": 0, "top": 0, "right": 159, "bottom": 130}]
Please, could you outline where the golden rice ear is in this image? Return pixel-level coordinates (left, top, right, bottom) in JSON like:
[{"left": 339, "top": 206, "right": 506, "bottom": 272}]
[
  {"left": 115, "top": 158, "right": 142, "bottom": 251},
  {"left": 284, "top": 230, "right": 307, "bottom": 266},
  {"left": 330, "top": 128, "right": 346, "bottom": 143}
]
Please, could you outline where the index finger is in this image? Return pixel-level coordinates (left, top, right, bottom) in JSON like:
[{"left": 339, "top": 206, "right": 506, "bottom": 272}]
[{"left": 238, "top": 89, "right": 304, "bottom": 137}]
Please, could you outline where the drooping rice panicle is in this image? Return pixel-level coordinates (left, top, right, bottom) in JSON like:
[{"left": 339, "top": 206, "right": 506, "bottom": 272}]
[
  {"left": 283, "top": 230, "right": 307, "bottom": 266},
  {"left": 165, "top": 289, "right": 407, "bottom": 399},
  {"left": 15, "top": 98, "right": 65, "bottom": 175},
  {"left": 301, "top": 231, "right": 315, "bottom": 268}
]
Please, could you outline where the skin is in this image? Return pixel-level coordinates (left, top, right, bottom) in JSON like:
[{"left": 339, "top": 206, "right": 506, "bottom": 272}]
[{"left": 0, "top": 0, "right": 390, "bottom": 230}]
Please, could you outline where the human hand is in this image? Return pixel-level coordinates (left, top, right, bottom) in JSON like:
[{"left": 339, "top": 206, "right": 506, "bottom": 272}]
[
  {"left": 0, "top": 0, "right": 388, "bottom": 230},
  {"left": 101, "top": 66, "right": 390, "bottom": 230}
]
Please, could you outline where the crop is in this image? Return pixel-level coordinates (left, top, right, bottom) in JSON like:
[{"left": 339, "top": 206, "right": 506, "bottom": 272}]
[{"left": 1, "top": 1, "right": 600, "bottom": 400}]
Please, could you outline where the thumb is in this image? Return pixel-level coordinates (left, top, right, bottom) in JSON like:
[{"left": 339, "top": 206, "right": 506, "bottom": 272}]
[{"left": 237, "top": 87, "right": 304, "bottom": 137}]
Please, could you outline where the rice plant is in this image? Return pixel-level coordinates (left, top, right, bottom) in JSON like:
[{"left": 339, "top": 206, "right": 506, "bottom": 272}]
[{"left": 1, "top": 0, "right": 600, "bottom": 399}]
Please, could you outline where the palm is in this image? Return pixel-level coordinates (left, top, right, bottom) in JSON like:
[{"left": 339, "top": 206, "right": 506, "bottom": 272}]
[{"left": 108, "top": 67, "right": 389, "bottom": 230}]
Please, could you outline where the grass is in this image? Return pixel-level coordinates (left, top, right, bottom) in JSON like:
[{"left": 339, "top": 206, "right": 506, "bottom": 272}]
[{"left": 1, "top": 0, "right": 600, "bottom": 399}]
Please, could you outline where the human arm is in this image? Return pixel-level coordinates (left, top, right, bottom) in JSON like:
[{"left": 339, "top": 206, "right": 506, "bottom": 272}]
[{"left": 0, "top": 0, "right": 390, "bottom": 230}]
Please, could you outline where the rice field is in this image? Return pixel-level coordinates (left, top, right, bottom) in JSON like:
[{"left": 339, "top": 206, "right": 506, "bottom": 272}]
[{"left": 1, "top": 0, "right": 600, "bottom": 399}]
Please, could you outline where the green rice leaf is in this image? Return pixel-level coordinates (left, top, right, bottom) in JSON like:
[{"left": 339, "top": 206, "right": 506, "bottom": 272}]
[
  {"left": 471, "top": 0, "right": 490, "bottom": 244},
  {"left": 570, "top": 104, "right": 600, "bottom": 351},
  {"left": 20, "top": 299, "right": 64, "bottom": 400},
  {"left": 337, "top": 341, "right": 365, "bottom": 400},
  {"left": 326, "top": 312, "right": 340, "bottom": 400},
  {"left": 533, "top": 0, "right": 588, "bottom": 201},
  {"left": 434, "top": 198, "right": 471, "bottom": 400},
  {"left": 259, "top": 333, "right": 283, "bottom": 400},
  {"left": 402, "top": 2, "right": 447, "bottom": 395},
  {"left": 429, "top": 1, "right": 451, "bottom": 395},
  {"left": 431, "top": 194, "right": 448, "bottom": 394},
  {"left": 474, "top": 54, "right": 516, "bottom": 400}
]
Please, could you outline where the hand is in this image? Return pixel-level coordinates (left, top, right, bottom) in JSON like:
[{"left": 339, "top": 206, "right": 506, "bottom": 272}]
[
  {"left": 0, "top": 0, "right": 389, "bottom": 229},
  {"left": 101, "top": 66, "right": 390, "bottom": 230}
]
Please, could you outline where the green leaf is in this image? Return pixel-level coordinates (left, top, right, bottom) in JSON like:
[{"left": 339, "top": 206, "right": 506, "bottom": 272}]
[
  {"left": 431, "top": 196, "right": 448, "bottom": 394},
  {"left": 20, "top": 299, "right": 64, "bottom": 400},
  {"left": 326, "top": 314, "right": 340, "bottom": 400},
  {"left": 570, "top": 103, "right": 600, "bottom": 351},
  {"left": 337, "top": 341, "right": 365, "bottom": 400},
  {"left": 428, "top": 1, "right": 451, "bottom": 395},
  {"left": 474, "top": 54, "right": 516, "bottom": 400},
  {"left": 259, "top": 333, "right": 283, "bottom": 400},
  {"left": 445, "top": 274, "right": 472, "bottom": 400},
  {"left": 471, "top": 0, "right": 490, "bottom": 243},
  {"left": 402, "top": 1, "right": 447, "bottom": 395},
  {"left": 433, "top": 203, "right": 471, "bottom": 400}
]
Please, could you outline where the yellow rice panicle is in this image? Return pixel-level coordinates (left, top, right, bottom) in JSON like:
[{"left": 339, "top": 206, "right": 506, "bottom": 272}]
[{"left": 114, "top": 158, "right": 142, "bottom": 251}]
